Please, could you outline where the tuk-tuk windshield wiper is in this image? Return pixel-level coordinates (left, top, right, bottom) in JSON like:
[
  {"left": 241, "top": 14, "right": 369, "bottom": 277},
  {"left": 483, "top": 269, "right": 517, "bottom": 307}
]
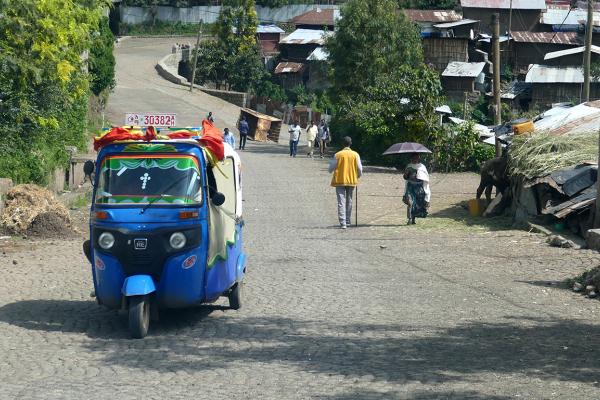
[{"left": 139, "top": 174, "right": 192, "bottom": 214}]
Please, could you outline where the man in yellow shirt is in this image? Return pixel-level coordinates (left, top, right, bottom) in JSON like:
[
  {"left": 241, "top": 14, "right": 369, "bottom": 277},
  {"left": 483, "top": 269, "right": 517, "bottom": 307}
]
[{"left": 328, "top": 136, "right": 363, "bottom": 229}]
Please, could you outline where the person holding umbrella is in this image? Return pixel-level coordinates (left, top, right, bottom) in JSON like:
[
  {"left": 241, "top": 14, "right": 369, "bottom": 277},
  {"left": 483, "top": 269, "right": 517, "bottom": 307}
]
[
  {"left": 403, "top": 153, "right": 431, "bottom": 224},
  {"left": 382, "top": 142, "right": 431, "bottom": 225}
]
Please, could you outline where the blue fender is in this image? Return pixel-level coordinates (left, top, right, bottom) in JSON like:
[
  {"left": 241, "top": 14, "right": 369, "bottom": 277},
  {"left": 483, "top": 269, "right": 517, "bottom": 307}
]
[
  {"left": 122, "top": 275, "right": 156, "bottom": 296},
  {"left": 236, "top": 253, "right": 247, "bottom": 282}
]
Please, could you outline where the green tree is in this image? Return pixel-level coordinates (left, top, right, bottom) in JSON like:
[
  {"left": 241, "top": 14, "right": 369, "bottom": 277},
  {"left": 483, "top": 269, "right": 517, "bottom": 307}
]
[
  {"left": 0, "top": 0, "right": 109, "bottom": 183},
  {"left": 326, "top": 0, "right": 423, "bottom": 100},
  {"left": 89, "top": 17, "right": 116, "bottom": 96},
  {"left": 192, "top": 0, "right": 265, "bottom": 92},
  {"left": 326, "top": 0, "right": 441, "bottom": 164},
  {"left": 339, "top": 66, "right": 443, "bottom": 161}
]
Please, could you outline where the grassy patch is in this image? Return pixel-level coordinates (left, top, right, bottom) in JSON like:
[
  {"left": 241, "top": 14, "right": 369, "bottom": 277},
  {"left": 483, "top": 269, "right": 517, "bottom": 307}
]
[
  {"left": 419, "top": 202, "right": 515, "bottom": 233},
  {"left": 69, "top": 192, "right": 92, "bottom": 209}
]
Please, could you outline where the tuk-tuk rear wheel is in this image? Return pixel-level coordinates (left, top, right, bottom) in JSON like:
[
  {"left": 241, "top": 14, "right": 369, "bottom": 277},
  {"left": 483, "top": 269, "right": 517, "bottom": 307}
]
[
  {"left": 129, "top": 295, "right": 150, "bottom": 339},
  {"left": 228, "top": 282, "right": 243, "bottom": 310}
]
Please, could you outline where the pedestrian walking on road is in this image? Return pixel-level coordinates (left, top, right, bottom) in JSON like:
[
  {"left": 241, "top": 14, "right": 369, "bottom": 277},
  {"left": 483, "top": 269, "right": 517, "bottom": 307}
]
[
  {"left": 238, "top": 116, "right": 249, "bottom": 150},
  {"left": 306, "top": 122, "right": 318, "bottom": 158},
  {"left": 318, "top": 119, "right": 329, "bottom": 158},
  {"left": 223, "top": 127, "right": 235, "bottom": 149},
  {"left": 402, "top": 153, "right": 431, "bottom": 225},
  {"left": 207, "top": 112, "right": 215, "bottom": 123},
  {"left": 288, "top": 121, "right": 301, "bottom": 157},
  {"left": 329, "top": 136, "right": 362, "bottom": 229}
]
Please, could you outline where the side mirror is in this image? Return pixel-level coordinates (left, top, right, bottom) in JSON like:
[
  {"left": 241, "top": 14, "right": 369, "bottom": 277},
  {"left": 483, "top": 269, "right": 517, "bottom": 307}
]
[{"left": 211, "top": 192, "right": 226, "bottom": 206}]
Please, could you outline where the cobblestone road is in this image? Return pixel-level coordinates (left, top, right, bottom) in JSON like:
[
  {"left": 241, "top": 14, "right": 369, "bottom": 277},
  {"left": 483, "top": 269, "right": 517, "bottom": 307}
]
[{"left": 2, "top": 38, "right": 600, "bottom": 399}]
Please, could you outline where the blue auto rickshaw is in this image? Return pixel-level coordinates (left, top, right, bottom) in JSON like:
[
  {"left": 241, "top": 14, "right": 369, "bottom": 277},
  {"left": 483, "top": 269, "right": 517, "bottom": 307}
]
[{"left": 83, "top": 126, "right": 246, "bottom": 338}]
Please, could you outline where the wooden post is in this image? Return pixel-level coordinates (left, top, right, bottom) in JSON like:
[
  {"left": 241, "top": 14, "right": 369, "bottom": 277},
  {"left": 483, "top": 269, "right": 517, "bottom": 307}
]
[
  {"left": 583, "top": 0, "right": 594, "bottom": 102},
  {"left": 492, "top": 13, "right": 502, "bottom": 157},
  {"left": 595, "top": 126, "right": 600, "bottom": 227},
  {"left": 189, "top": 19, "right": 203, "bottom": 93}
]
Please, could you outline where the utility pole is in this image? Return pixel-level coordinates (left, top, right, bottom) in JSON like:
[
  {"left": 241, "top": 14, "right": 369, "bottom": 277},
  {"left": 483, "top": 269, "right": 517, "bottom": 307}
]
[
  {"left": 189, "top": 19, "right": 203, "bottom": 93},
  {"left": 492, "top": 13, "right": 502, "bottom": 157},
  {"left": 584, "top": 0, "right": 594, "bottom": 102},
  {"left": 508, "top": 0, "right": 513, "bottom": 36}
]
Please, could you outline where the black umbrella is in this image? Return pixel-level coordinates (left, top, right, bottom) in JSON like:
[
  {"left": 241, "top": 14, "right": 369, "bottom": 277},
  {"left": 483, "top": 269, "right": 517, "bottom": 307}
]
[{"left": 383, "top": 142, "right": 432, "bottom": 155}]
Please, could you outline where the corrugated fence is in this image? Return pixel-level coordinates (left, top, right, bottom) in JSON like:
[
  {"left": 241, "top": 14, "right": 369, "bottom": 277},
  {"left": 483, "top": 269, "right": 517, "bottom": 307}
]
[{"left": 120, "top": 5, "right": 338, "bottom": 25}]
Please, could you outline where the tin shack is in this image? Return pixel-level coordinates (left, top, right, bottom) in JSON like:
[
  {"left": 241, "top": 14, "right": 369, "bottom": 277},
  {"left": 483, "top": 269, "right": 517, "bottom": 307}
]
[{"left": 239, "top": 108, "right": 282, "bottom": 142}]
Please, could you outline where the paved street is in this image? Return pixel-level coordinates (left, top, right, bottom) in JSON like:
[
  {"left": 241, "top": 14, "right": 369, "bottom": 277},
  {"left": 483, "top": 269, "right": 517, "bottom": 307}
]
[{"left": 2, "top": 38, "right": 600, "bottom": 399}]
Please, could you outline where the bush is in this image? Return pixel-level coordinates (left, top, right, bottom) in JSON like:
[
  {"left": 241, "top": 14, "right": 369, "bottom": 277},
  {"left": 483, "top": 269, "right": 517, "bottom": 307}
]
[
  {"left": 89, "top": 17, "right": 116, "bottom": 96},
  {"left": 430, "top": 121, "right": 495, "bottom": 172}
]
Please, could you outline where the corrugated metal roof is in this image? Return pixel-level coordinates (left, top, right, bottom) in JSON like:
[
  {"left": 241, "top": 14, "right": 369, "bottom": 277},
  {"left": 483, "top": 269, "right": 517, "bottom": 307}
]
[
  {"left": 241, "top": 107, "right": 282, "bottom": 122},
  {"left": 442, "top": 61, "right": 486, "bottom": 77},
  {"left": 544, "top": 45, "right": 600, "bottom": 60},
  {"left": 257, "top": 24, "right": 285, "bottom": 34},
  {"left": 280, "top": 29, "right": 333, "bottom": 45},
  {"left": 434, "top": 19, "right": 479, "bottom": 28},
  {"left": 274, "top": 62, "right": 306, "bottom": 74},
  {"left": 511, "top": 31, "right": 581, "bottom": 44},
  {"left": 534, "top": 101, "right": 600, "bottom": 135},
  {"left": 525, "top": 64, "right": 584, "bottom": 83},
  {"left": 501, "top": 81, "right": 532, "bottom": 99},
  {"left": 460, "top": 0, "right": 546, "bottom": 9},
  {"left": 435, "top": 105, "right": 453, "bottom": 114},
  {"left": 307, "top": 47, "right": 328, "bottom": 61},
  {"left": 541, "top": 7, "right": 600, "bottom": 26},
  {"left": 403, "top": 9, "right": 462, "bottom": 23},
  {"left": 291, "top": 8, "right": 340, "bottom": 26}
]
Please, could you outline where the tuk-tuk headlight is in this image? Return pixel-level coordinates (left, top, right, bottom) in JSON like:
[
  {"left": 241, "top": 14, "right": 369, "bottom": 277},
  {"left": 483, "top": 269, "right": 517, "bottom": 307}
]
[
  {"left": 170, "top": 232, "right": 186, "bottom": 250},
  {"left": 98, "top": 232, "right": 115, "bottom": 250}
]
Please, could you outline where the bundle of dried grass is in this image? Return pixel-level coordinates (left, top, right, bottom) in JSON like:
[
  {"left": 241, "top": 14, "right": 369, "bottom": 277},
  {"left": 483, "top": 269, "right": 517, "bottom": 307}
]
[
  {"left": 0, "top": 184, "right": 73, "bottom": 236},
  {"left": 509, "top": 131, "right": 599, "bottom": 179}
]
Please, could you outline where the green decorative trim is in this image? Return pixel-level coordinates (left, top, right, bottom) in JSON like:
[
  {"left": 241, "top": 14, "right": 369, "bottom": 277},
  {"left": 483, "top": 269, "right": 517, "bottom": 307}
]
[
  {"left": 101, "top": 157, "right": 198, "bottom": 172},
  {"left": 123, "top": 143, "right": 178, "bottom": 152},
  {"left": 206, "top": 229, "right": 239, "bottom": 269},
  {"left": 96, "top": 195, "right": 197, "bottom": 205}
]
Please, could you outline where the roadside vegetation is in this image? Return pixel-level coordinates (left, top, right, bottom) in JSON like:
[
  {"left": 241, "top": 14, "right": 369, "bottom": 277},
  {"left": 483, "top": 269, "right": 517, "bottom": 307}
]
[
  {"left": 0, "top": 0, "right": 116, "bottom": 185},
  {"left": 325, "top": 0, "right": 489, "bottom": 170},
  {"left": 119, "top": 21, "right": 203, "bottom": 36}
]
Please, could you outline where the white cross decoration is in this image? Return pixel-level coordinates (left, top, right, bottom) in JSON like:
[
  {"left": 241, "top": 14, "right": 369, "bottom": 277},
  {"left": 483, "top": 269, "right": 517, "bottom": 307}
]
[{"left": 140, "top": 173, "right": 151, "bottom": 189}]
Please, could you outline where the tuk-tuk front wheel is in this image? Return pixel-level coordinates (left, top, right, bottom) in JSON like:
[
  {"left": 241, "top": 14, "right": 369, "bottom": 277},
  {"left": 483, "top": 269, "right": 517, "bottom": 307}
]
[
  {"left": 129, "top": 295, "right": 150, "bottom": 339},
  {"left": 228, "top": 282, "right": 243, "bottom": 310}
]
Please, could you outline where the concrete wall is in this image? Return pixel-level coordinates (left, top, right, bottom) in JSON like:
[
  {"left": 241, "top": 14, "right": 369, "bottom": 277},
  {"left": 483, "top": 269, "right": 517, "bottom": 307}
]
[{"left": 121, "top": 5, "right": 338, "bottom": 25}]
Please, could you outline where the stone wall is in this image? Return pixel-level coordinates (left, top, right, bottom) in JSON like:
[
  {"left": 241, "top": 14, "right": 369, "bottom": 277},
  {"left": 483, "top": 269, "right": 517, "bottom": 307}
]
[{"left": 156, "top": 52, "right": 248, "bottom": 108}]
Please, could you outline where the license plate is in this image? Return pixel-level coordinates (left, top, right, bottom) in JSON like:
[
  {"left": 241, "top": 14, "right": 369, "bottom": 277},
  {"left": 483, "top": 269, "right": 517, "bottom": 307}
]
[{"left": 134, "top": 238, "right": 148, "bottom": 250}]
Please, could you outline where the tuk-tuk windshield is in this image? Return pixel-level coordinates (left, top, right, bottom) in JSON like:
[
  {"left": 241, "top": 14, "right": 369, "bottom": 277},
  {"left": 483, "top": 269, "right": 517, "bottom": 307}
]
[{"left": 95, "top": 155, "right": 203, "bottom": 206}]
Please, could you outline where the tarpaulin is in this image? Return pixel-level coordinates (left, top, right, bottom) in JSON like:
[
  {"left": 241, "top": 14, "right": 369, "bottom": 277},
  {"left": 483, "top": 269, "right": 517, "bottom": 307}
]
[{"left": 198, "top": 119, "right": 225, "bottom": 161}]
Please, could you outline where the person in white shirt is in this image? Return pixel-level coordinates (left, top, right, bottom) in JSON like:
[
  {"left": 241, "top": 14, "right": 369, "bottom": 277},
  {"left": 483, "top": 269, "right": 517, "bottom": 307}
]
[
  {"left": 288, "top": 121, "right": 301, "bottom": 157},
  {"left": 402, "top": 153, "right": 431, "bottom": 225},
  {"left": 306, "top": 122, "right": 318, "bottom": 158}
]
